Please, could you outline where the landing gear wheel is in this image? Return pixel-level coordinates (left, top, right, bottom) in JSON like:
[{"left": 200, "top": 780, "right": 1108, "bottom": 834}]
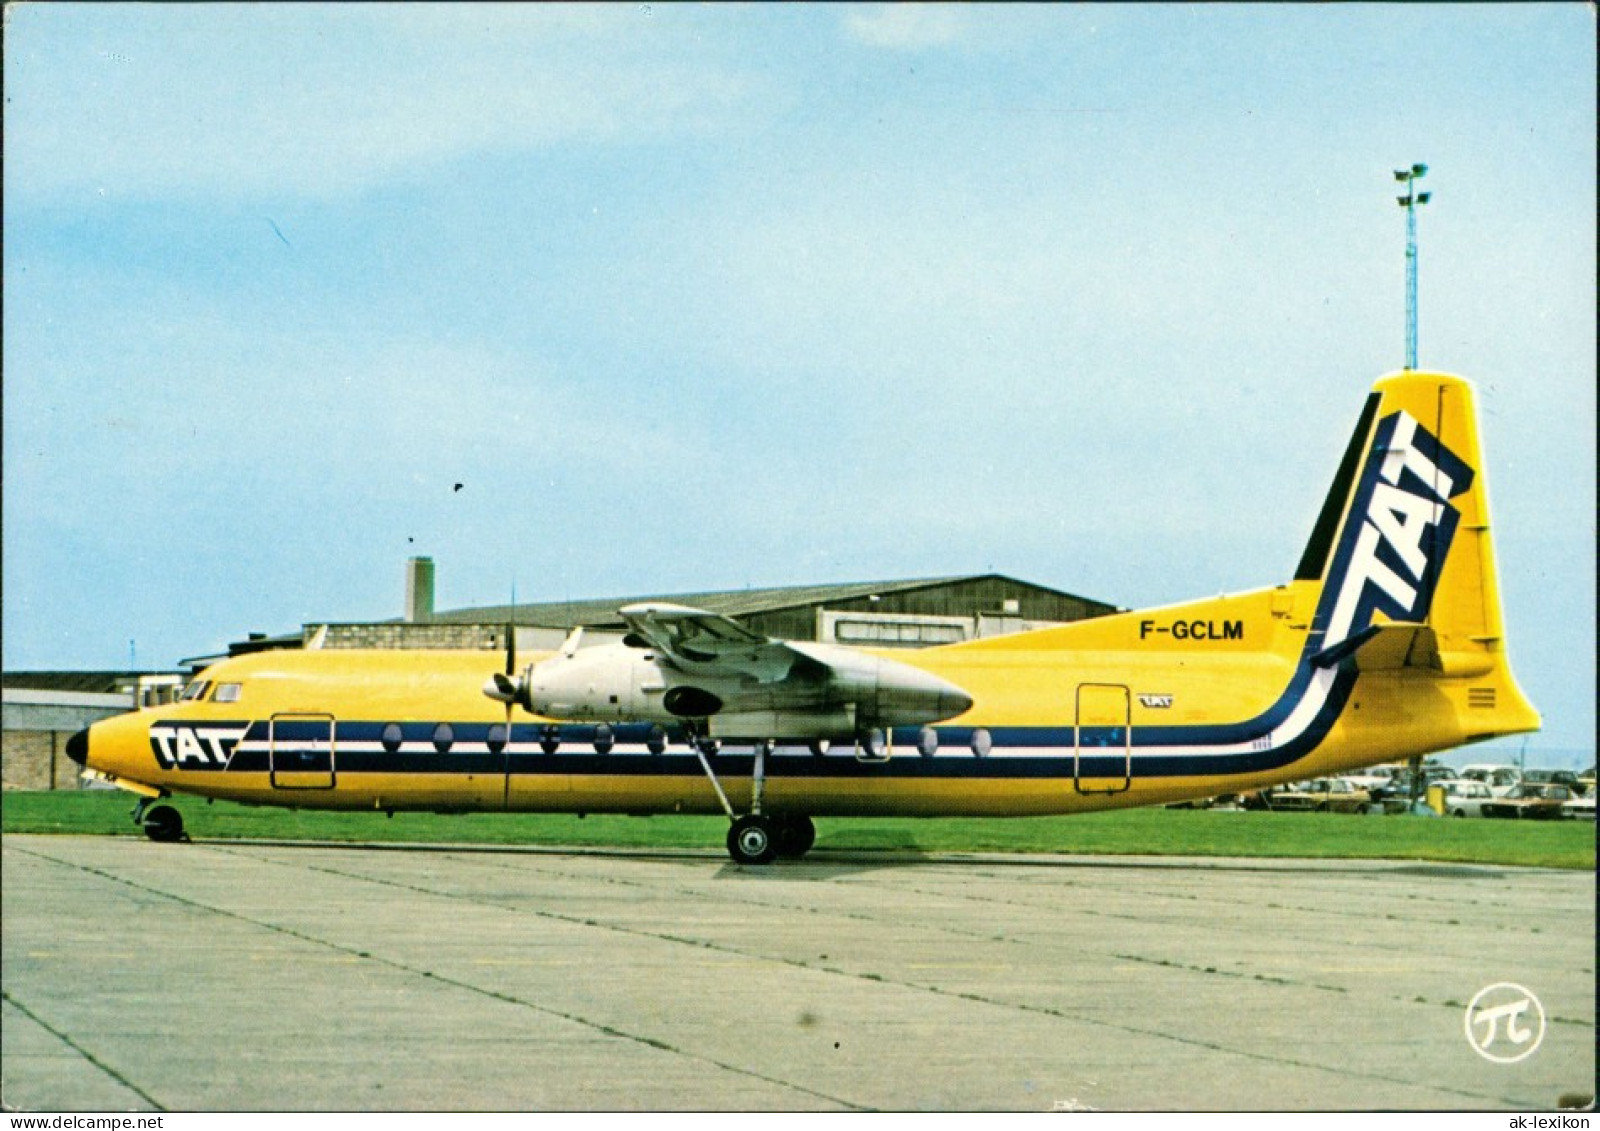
[
  {"left": 727, "top": 815, "right": 777, "bottom": 865},
  {"left": 772, "top": 815, "right": 817, "bottom": 859},
  {"left": 142, "top": 804, "right": 185, "bottom": 843}
]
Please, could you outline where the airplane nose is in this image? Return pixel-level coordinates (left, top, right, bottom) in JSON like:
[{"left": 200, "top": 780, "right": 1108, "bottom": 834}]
[{"left": 66, "top": 727, "right": 90, "bottom": 766}]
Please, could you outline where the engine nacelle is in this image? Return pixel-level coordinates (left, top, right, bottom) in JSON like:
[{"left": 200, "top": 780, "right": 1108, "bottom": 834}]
[
  {"left": 523, "top": 645, "right": 667, "bottom": 722},
  {"left": 518, "top": 638, "right": 973, "bottom": 735}
]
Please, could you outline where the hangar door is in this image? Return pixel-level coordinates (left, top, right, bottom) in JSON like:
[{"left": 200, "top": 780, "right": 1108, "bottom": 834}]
[
  {"left": 1073, "top": 684, "right": 1131, "bottom": 794},
  {"left": 269, "top": 713, "right": 336, "bottom": 790}
]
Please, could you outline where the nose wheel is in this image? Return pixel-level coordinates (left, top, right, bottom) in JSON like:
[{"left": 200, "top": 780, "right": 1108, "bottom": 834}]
[{"left": 136, "top": 801, "right": 187, "bottom": 843}]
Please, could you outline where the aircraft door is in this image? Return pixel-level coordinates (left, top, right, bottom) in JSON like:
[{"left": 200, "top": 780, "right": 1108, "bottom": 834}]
[
  {"left": 269, "top": 713, "right": 336, "bottom": 790},
  {"left": 1074, "top": 684, "right": 1131, "bottom": 794}
]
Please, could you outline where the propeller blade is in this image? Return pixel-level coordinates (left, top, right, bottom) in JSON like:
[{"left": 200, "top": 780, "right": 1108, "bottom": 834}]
[
  {"left": 484, "top": 671, "right": 518, "bottom": 704},
  {"left": 500, "top": 623, "right": 519, "bottom": 723}
]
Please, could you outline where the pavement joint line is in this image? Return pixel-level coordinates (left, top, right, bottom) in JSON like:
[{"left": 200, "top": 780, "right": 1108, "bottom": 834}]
[
  {"left": 876, "top": 867, "right": 1532, "bottom": 935},
  {"left": 217, "top": 842, "right": 1521, "bottom": 1107},
  {"left": 6, "top": 842, "right": 871, "bottom": 1113},
  {"left": 1, "top": 990, "right": 165, "bottom": 1112},
  {"left": 438, "top": 844, "right": 1553, "bottom": 959},
  {"left": 470, "top": 850, "right": 1021, "bottom": 946},
  {"left": 457, "top": 851, "right": 1595, "bottom": 1028},
  {"left": 854, "top": 869, "right": 1579, "bottom": 976}
]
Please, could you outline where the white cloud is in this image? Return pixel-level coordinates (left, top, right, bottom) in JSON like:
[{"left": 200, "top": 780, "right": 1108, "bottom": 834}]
[
  {"left": 843, "top": 5, "right": 967, "bottom": 51},
  {"left": 4, "top": 4, "right": 761, "bottom": 201}
]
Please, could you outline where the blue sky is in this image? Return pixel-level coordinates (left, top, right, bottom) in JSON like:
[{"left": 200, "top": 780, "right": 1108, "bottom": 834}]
[{"left": 4, "top": 4, "right": 1594, "bottom": 756}]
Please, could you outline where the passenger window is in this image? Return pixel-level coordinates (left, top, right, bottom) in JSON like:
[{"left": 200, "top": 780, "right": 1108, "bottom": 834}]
[{"left": 213, "top": 683, "right": 243, "bottom": 703}]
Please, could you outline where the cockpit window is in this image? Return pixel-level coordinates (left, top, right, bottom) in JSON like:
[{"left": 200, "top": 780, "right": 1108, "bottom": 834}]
[
  {"left": 213, "top": 683, "right": 243, "bottom": 703},
  {"left": 180, "top": 681, "right": 211, "bottom": 702}
]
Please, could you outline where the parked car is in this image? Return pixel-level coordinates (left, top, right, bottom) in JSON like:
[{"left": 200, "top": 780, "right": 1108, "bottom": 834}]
[
  {"left": 1458, "top": 764, "right": 1523, "bottom": 796},
  {"left": 1342, "top": 765, "right": 1400, "bottom": 793},
  {"left": 1441, "top": 780, "right": 1497, "bottom": 818},
  {"left": 1562, "top": 792, "right": 1596, "bottom": 820},
  {"left": 1521, "top": 769, "right": 1584, "bottom": 795},
  {"left": 1480, "top": 783, "right": 1575, "bottom": 820},
  {"left": 1379, "top": 769, "right": 1462, "bottom": 812},
  {"left": 1577, "top": 766, "right": 1596, "bottom": 795},
  {"left": 1269, "top": 778, "right": 1372, "bottom": 814}
]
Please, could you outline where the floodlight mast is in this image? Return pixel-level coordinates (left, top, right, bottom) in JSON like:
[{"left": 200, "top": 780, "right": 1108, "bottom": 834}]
[{"left": 1394, "top": 163, "right": 1430, "bottom": 370}]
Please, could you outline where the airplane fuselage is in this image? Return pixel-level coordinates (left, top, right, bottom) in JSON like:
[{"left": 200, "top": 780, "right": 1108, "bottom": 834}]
[{"left": 76, "top": 580, "right": 1531, "bottom": 820}]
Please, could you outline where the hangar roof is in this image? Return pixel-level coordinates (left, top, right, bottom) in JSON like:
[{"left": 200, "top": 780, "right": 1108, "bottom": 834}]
[
  {"left": 425, "top": 574, "right": 1098, "bottom": 630},
  {"left": 208, "top": 573, "right": 1116, "bottom": 661},
  {"left": 0, "top": 671, "right": 155, "bottom": 694}
]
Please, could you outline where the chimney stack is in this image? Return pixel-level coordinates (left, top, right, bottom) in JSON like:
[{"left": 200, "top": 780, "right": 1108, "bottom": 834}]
[{"left": 405, "top": 556, "right": 435, "bottom": 623}]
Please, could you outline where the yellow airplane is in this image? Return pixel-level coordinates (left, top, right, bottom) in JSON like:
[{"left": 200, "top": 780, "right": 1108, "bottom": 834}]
[{"left": 68, "top": 371, "right": 1539, "bottom": 863}]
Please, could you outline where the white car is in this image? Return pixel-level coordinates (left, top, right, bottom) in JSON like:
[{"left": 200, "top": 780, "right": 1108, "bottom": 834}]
[
  {"left": 1458, "top": 764, "right": 1522, "bottom": 796},
  {"left": 1442, "top": 780, "right": 1495, "bottom": 818},
  {"left": 1562, "top": 793, "right": 1596, "bottom": 820},
  {"left": 1342, "top": 765, "right": 1399, "bottom": 792}
]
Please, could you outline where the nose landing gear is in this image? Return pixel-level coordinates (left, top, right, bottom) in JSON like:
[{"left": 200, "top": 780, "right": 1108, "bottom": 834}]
[{"left": 132, "top": 797, "right": 187, "bottom": 843}]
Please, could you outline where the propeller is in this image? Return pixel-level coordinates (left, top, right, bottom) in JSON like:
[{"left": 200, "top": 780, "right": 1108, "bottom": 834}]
[{"left": 484, "top": 621, "right": 524, "bottom": 714}]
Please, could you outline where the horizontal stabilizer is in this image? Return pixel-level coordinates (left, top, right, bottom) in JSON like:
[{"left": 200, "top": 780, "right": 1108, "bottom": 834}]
[{"left": 1311, "top": 622, "right": 1439, "bottom": 672}]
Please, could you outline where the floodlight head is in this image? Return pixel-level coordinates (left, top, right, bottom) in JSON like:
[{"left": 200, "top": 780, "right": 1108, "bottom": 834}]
[
  {"left": 1394, "top": 170, "right": 1410, "bottom": 182},
  {"left": 1412, "top": 163, "right": 1428, "bottom": 177},
  {"left": 1397, "top": 195, "right": 1410, "bottom": 207},
  {"left": 1417, "top": 192, "right": 1431, "bottom": 204}
]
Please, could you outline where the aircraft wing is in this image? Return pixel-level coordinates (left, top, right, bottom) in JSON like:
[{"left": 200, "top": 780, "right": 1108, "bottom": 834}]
[{"left": 619, "top": 603, "right": 822, "bottom": 683}]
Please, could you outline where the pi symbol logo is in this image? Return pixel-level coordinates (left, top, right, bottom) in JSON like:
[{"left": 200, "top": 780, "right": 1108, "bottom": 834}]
[{"left": 1464, "top": 982, "right": 1546, "bottom": 1063}]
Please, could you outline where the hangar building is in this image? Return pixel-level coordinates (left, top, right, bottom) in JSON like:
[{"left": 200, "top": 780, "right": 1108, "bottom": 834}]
[{"left": 226, "top": 560, "right": 1119, "bottom": 657}]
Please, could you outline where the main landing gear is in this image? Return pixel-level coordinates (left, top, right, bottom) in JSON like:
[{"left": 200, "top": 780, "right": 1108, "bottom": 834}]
[
  {"left": 133, "top": 797, "right": 187, "bottom": 843},
  {"left": 690, "top": 733, "right": 816, "bottom": 865},
  {"left": 727, "top": 813, "right": 817, "bottom": 865}
]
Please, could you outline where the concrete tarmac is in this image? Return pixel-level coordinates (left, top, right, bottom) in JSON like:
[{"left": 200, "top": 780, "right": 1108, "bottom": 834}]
[{"left": 2, "top": 834, "right": 1593, "bottom": 1112}]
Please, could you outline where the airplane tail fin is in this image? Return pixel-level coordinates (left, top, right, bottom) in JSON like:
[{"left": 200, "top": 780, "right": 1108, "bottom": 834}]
[{"left": 1296, "top": 371, "right": 1539, "bottom": 740}]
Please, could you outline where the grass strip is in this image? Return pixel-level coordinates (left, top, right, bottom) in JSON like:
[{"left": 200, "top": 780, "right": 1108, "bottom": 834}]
[{"left": 3, "top": 790, "right": 1592, "bottom": 869}]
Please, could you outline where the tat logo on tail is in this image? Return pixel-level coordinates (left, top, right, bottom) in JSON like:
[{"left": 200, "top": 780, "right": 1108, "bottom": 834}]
[{"left": 1323, "top": 410, "right": 1475, "bottom": 649}]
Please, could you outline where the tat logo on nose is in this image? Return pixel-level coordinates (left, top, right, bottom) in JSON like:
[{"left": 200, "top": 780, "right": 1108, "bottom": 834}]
[{"left": 149, "top": 724, "right": 247, "bottom": 770}]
